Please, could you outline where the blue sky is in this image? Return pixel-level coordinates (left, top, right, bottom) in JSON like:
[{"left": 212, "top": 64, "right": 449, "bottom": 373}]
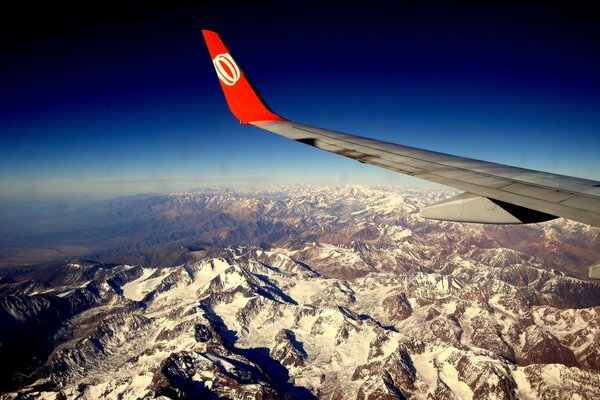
[{"left": 1, "top": 2, "right": 599, "bottom": 198}]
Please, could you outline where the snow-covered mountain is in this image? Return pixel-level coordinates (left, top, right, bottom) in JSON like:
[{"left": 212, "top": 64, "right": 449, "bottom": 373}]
[{"left": 1, "top": 185, "right": 599, "bottom": 399}]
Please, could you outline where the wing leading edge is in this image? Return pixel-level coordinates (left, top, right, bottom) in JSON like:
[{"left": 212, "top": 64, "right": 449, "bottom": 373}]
[{"left": 201, "top": 30, "right": 600, "bottom": 229}]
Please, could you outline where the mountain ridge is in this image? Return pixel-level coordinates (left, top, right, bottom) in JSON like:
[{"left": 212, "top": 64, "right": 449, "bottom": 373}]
[{"left": 1, "top": 186, "right": 600, "bottom": 398}]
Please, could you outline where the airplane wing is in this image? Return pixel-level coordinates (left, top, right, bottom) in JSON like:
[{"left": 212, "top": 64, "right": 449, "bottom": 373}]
[{"left": 201, "top": 30, "right": 600, "bottom": 229}]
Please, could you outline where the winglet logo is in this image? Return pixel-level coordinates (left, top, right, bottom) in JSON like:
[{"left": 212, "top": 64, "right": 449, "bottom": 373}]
[{"left": 213, "top": 53, "right": 241, "bottom": 86}]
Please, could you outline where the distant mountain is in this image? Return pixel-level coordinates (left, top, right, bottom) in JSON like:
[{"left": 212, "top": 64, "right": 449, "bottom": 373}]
[
  {"left": 1, "top": 186, "right": 600, "bottom": 398},
  {"left": 2, "top": 186, "right": 598, "bottom": 278}
]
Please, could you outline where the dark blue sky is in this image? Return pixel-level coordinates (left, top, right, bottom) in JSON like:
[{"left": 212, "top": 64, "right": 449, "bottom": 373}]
[{"left": 1, "top": 1, "right": 599, "bottom": 197}]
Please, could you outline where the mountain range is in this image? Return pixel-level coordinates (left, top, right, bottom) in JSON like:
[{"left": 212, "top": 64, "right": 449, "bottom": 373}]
[{"left": 1, "top": 185, "right": 599, "bottom": 399}]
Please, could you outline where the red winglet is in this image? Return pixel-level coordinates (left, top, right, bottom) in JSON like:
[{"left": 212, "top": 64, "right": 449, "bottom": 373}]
[{"left": 202, "top": 30, "right": 285, "bottom": 124}]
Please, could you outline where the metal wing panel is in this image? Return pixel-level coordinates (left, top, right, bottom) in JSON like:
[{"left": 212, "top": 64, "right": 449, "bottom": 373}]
[
  {"left": 252, "top": 120, "right": 600, "bottom": 227},
  {"left": 202, "top": 31, "right": 600, "bottom": 228}
]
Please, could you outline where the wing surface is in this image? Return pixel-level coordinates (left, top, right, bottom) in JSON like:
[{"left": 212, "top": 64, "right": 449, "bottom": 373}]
[{"left": 202, "top": 30, "right": 600, "bottom": 228}]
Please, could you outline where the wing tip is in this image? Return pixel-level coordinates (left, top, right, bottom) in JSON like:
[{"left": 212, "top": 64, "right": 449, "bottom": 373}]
[
  {"left": 202, "top": 29, "right": 285, "bottom": 123},
  {"left": 201, "top": 29, "right": 217, "bottom": 38}
]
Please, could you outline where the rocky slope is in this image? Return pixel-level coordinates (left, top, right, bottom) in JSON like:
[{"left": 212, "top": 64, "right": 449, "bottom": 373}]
[{"left": 1, "top": 186, "right": 599, "bottom": 399}]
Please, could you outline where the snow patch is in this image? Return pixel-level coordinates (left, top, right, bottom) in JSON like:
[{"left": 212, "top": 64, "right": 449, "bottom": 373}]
[{"left": 122, "top": 268, "right": 159, "bottom": 301}]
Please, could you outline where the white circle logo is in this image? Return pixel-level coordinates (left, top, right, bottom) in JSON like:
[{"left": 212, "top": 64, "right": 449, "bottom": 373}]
[{"left": 212, "top": 53, "right": 241, "bottom": 86}]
